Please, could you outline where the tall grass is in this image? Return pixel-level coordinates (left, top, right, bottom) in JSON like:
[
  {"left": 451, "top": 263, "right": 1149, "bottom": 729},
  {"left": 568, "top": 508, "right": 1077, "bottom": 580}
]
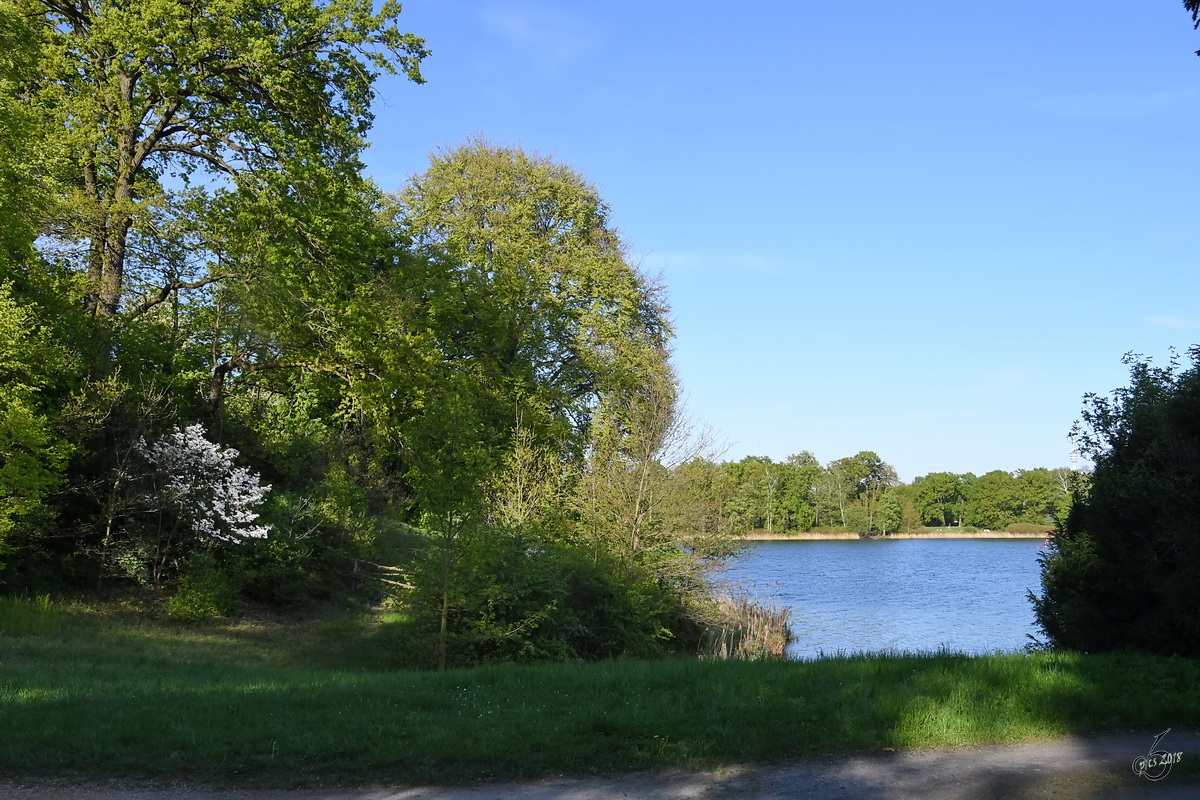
[
  {"left": 701, "top": 592, "right": 792, "bottom": 660},
  {"left": 0, "top": 594, "right": 61, "bottom": 636},
  {"left": 1, "top": 598, "right": 1197, "bottom": 786}
]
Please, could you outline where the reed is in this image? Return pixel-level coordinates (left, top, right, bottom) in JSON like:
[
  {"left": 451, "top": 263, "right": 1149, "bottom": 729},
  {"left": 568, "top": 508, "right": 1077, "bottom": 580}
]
[{"left": 700, "top": 591, "right": 792, "bottom": 660}]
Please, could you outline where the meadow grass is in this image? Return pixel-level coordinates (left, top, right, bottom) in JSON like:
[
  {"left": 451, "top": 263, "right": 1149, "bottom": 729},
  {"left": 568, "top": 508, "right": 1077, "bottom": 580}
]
[{"left": 1, "top": 595, "right": 1197, "bottom": 786}]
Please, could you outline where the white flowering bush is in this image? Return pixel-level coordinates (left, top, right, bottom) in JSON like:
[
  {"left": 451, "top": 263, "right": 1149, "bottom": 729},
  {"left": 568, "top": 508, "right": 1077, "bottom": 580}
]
[{"left": 136, "top": 424, "right": 271, "bottom": 544}]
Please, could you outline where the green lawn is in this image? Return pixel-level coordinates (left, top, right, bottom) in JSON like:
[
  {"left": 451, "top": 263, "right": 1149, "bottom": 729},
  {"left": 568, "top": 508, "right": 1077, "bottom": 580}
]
[{"left": 1, "top": 595, "right": 1197, "bottom": 786}]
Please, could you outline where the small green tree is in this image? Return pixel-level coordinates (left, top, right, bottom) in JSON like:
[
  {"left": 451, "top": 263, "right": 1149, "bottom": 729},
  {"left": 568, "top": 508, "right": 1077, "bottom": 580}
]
[
  {"left": 575, "top": 360, "right": 735, "bottom": 610},
  {"left": 402, "top": 375, "right": 497, "bottom": 671},
  {"left": 877, "top": 489, "right": 902, "bottom": 536}
]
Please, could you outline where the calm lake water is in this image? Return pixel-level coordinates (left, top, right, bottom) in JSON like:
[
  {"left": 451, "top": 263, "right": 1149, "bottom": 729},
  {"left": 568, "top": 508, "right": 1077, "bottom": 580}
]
[{"left": 721, "top": 538, "right": 1045, "bottom": 659}]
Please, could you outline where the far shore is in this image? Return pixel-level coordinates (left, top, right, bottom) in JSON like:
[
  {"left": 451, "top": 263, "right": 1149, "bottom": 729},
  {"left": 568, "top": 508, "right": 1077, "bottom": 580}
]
[{"left": 742, "top": 530, "right": 1048, "bottom": 541}]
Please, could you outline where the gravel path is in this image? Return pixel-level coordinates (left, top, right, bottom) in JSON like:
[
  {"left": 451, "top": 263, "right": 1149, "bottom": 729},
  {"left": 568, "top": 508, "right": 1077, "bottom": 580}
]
[{"left": 3, "top": 731, "right": 1197, "bottom": 800}]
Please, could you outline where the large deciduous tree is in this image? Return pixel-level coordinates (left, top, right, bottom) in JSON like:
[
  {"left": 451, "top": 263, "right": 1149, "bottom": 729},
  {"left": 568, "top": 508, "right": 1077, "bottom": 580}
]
[
  {"left": 913, "top": 472, "right": 966, "bottom": 527},
  {"left": 391, "top": 140, "right": 675, "bottom": 666},
  {"left": 23, "top": 0, "right": 428, "bottom": 318},
  {"left": 824, "top": 451, "right": 897, "bottom": 533},
  {"left": 392, "top": 138, "right": 671, "bottom": 454}
]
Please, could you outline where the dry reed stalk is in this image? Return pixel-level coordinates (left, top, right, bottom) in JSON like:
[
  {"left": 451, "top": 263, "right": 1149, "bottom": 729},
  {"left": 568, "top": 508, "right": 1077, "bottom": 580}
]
[{"left": 699, "top": 591, "right": 793, "bottom": 660}]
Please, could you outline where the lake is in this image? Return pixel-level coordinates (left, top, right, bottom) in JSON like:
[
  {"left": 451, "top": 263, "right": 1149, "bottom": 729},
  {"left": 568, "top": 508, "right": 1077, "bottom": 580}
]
[{"left": 720, "top": 538, "right": 1046, "bottom": 659}]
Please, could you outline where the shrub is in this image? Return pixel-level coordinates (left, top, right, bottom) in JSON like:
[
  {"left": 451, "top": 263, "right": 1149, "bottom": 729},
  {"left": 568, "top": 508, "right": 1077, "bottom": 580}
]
[
  {"left": 166, "top": 556, "right": 240, "bottom": 620},
  {"left": 405, "top": 533, "right": 686, "bottom": 667},
  {"left": 1006, "top": 522, "right": 1049, "bottom": 534}
]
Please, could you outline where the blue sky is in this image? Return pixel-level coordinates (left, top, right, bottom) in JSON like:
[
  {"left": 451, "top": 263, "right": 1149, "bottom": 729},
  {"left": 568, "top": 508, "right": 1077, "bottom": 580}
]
[{"left": 361, "top": 1, "right": 1200, "bottom": 481}]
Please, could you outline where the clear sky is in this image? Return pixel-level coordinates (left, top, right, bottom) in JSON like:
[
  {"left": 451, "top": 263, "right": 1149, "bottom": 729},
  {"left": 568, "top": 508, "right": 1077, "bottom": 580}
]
[{"left": 360, "top": 1, "right": 1200, "bottom": 481}]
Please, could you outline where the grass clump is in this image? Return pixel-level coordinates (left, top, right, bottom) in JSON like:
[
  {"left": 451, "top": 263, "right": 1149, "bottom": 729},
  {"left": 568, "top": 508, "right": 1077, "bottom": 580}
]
[{"left": 1, "top": 598, "right": 1198, "bottom": 786}]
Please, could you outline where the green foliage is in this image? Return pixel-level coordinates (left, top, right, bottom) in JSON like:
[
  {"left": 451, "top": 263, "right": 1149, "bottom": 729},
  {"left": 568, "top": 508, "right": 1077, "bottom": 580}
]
[
  {"left": 23, "top": 0, "right": 428, "bottom": 316},
  {"left": 912, "top": 472, "right": 970, "bottom": 527},
  {"left": 388, "top": 142, "right": 680, "bottom": 666},
  {"left": 0, "top": 0, "right": 740, "bottom": 676},
  {"left": 967, "top": 470, "right": 1020, "bottom": 529},
  {"left": 392, "top": 138, "right": 670, "bottom": 455},
  {"left": 165, "top": 554, "right": 241, "bottom": 621},
  {"left": 0, "top": 284, "right": 73, "bottom": 558},
  {"left": 708, "top": 453, "right": 1073, "bottom": 538},
  {"left": 1034, "top": 349, "right": 1200, "bottom": 655},
  {"left": 0, "top": 3, "right": 52, "bottom": 270},
  {"left": 877, "top": 489, "right": 903, "bottom": 534},
  {"left": 405, "top": 533, "right": 680, "bottom": 667}
]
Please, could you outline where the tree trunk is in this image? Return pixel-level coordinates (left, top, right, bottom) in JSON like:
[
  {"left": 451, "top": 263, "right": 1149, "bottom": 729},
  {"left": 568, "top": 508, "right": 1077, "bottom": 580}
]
[
  {"left": 438, "top": 528, "right": 452, "bottom": 671},
  {"left": 98, "top": 213, "right": 131, "bottom": 316}
]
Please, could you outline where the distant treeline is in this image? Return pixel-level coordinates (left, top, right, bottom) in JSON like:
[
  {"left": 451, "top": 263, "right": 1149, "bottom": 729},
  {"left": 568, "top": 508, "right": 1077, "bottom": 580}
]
[{"left": 684, "top": 453, "right": 1082, "bottom": 536}]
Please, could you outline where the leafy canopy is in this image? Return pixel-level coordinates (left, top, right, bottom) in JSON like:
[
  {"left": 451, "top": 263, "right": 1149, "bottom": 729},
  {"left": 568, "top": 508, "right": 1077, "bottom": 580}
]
[{"left": 23, "top": 0, "right": 428, "bottom": 316}]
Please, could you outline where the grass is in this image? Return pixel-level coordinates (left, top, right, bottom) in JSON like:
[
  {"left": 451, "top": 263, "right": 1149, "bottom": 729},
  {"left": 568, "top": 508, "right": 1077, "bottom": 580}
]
[{"left": 1, "top": 595, "right": 1198, "bottom": 786}]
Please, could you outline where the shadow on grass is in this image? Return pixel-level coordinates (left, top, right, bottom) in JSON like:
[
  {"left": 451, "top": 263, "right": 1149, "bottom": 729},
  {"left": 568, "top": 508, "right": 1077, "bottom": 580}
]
[{"left": 1, "top": 598, "right": 1199, "bottom": 788}]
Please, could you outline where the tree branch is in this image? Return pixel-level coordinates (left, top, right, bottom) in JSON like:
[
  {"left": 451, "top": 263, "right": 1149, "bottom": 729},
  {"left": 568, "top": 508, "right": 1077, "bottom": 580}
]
[{"left": 121, "top": 275, "right": 227, "bottom": 321}]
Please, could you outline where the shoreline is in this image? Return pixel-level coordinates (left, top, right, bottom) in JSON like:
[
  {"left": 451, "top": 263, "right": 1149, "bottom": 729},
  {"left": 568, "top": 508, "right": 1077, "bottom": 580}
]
[{"left": 741, "top": 530, "right": 1047, "bottom": 541}]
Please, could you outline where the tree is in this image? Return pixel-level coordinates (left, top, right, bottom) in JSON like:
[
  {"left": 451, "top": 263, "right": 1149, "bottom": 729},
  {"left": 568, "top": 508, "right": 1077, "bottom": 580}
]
[
  {"left": 23, "top": 0, "right": 427, "bottom": 318},
  {"left": 124, "top": 424, "right": 270, "bottom": 585},
  {"left": 722, "top": 456, "right": 774, "bottom": 533},
  {"left": 393, "top": 138, "right": 671, "bottom": 456},
  {"left": 877, "top": 489, "right": 902, "bottom": 535},
  {"left": 849, "top": 451, "right": 897, "bottom": 534},
  {"left": 5, "top": 0, "right": 432, "bottom": 592},
  {"left": 778, "top": 452, "right": 821, "bottom": 531},
  {"left": 966, "top": 470, "right": 1018, "bottom": 529},
  {"left": 1033, "top": 349, "right": 1200, "bottom": 655},
  {"left": 672, "top": 457, "right": 737, "bottom": 537},
  {"left": 574, "top": 360, "right": 734, "bottom": 595},
  {"left": 913, "top": 472, "right": 959, "bottom": 526},
  {"left": 824, "top": 456, "right": 858, "bottom": 529},
  {"left": 402, "top": 372, "right": 498, "bottom": 670},
  {"left": 391, "top": 140, "right": 675, "bottom": 665},
  {"left": 1012, "top": 468, "right": 1057, "bottom": 525},
  {"left": 825, "top": 451, "right": 896, "bottom": 534}
]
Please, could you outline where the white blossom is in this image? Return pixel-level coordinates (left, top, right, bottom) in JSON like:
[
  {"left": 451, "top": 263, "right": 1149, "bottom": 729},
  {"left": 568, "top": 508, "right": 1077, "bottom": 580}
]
[{"left": 137, "top": 424, "right": 271, "bottom": 543}]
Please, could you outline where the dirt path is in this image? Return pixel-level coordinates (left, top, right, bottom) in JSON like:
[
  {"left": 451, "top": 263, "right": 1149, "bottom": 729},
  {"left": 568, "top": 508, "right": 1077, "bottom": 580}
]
[{"left": 3, "top": 732, "right": 1197, "bottom": 800}]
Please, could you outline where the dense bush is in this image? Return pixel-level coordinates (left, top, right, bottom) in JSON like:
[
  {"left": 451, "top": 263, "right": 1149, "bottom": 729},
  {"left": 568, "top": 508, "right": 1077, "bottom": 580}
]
[
  {"left": 166, "top": 554, "right": 241, "bottom": 620},
  {"left": 402, "top": 533, "right": 694, "bottom": 667},
  {"left": 1033, "top": 349, "right": 1200, "bottom": 655}
]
